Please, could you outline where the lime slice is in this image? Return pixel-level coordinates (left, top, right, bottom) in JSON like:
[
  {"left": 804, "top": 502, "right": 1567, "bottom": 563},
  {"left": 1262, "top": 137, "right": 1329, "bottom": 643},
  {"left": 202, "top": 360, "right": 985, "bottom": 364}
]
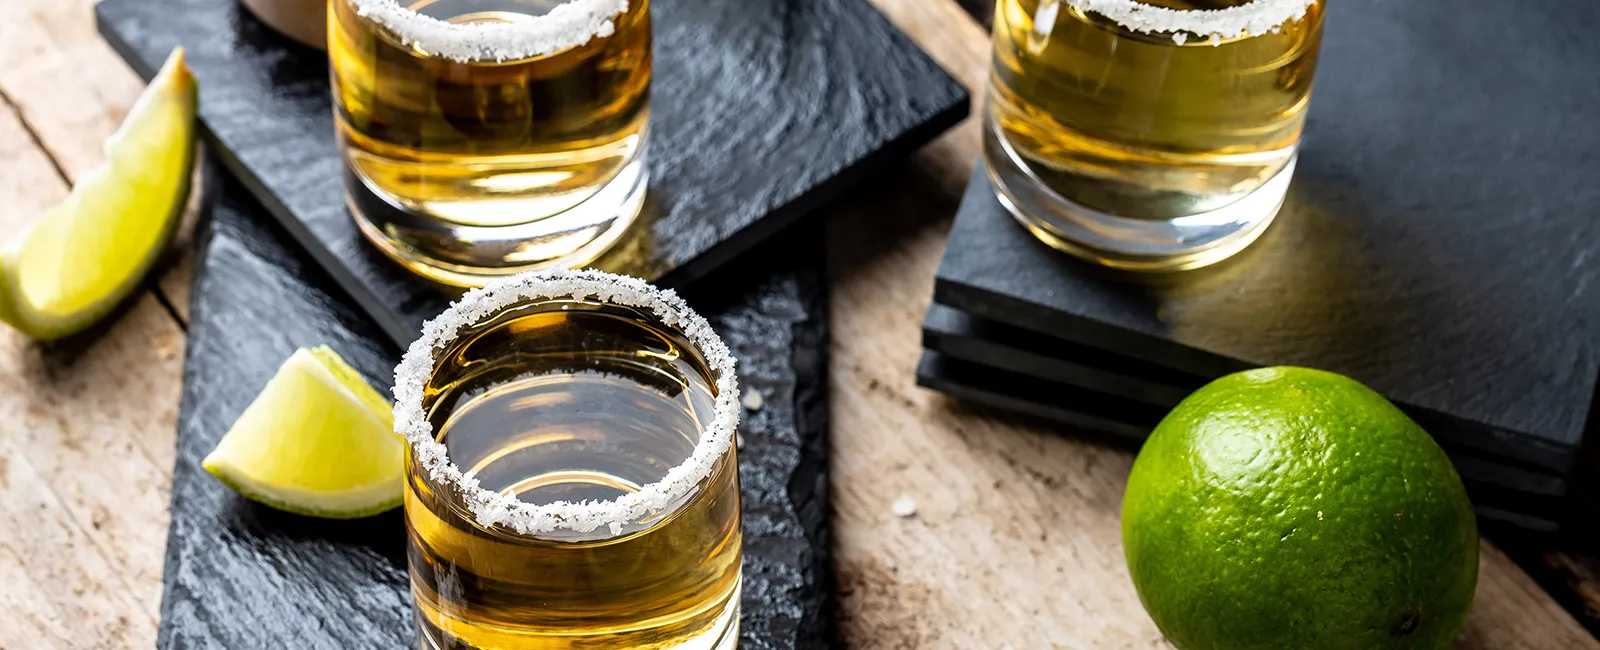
[
  {"left": 202, "top": 346, "right": 404, "bottom": 519},
  {"left": 0, "top": 48, "right": 197, "bottom": 340}
]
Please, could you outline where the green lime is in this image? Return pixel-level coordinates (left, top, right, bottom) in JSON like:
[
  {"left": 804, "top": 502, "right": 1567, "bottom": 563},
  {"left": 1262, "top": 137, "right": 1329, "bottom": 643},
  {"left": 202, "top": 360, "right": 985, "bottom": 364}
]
[
  {"left": 0, "top": 48, "right": 196, "bottom": 340},
  {"left": 202, "top": 346, "right": 403, "bottom": 519},
  {"left": 1123, "top": 367, "right": 1477, "bottom": 650}
]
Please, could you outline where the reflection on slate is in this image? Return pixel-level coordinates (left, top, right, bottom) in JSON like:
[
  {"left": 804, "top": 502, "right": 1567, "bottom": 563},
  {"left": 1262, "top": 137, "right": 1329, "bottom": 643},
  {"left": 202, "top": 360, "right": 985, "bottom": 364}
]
[
  {"left": 920, "top": 157, "right": 1595, "bottom": 530},
  {"left": 96, "top": 0, "right": 968, "bottom": 347},
  {"left": 162, "top": 175, "right": 833, "bottom": 648}
]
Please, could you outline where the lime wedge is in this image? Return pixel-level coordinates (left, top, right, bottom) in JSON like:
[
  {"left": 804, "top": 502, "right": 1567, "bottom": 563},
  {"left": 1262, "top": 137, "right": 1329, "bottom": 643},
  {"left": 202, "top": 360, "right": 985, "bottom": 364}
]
[
  {"left": 0, "top": 48, "right": 197, "bottom": 340},
  {"left": 202, "top": 346, "right": 404, "bottom": 519}
]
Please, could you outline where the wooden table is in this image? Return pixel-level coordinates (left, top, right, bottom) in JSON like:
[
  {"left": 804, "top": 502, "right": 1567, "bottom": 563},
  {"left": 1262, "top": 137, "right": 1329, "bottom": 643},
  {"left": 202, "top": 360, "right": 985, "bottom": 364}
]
[{"left": 0, "top": 0, "right": 1595, "bottom": 647}]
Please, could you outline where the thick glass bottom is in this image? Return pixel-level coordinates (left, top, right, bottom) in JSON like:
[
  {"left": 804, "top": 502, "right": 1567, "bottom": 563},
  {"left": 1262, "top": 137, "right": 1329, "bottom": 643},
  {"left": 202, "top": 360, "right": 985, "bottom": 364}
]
[
  {"left": 347, "top": 145, "right": 648, "bottom": 288},
  {"left": 983, "top": 108, "right": 1290, "bottom": 272}
]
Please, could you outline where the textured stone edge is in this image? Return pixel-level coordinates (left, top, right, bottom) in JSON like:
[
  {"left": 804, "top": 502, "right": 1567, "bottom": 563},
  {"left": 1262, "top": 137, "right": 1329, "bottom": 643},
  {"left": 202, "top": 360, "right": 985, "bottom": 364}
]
[{"left": 785, "top": 261, "right": 837, "bottom": 648}]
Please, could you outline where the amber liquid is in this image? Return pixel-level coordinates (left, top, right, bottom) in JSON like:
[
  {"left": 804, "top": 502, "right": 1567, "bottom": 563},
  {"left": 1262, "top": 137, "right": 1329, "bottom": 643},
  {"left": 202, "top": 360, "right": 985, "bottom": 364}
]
[
  {"left": 408, "top": 302, "right": 741, "bottom": 649},
  {"left": 990, "top": 0, "right": 1323, "bottom": 219}
]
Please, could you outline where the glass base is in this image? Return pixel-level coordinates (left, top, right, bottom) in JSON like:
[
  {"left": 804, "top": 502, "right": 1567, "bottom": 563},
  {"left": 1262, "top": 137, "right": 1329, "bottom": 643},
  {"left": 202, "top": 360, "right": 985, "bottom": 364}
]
[
  {"left": 983, "top": 110, "right": 1290, "bottom": 272},
  {"left": 348, "top": 147, "right": 648, "bottom": 288},
  {"left": 414, "top": 579, "right": 740, "bottom": 650}
]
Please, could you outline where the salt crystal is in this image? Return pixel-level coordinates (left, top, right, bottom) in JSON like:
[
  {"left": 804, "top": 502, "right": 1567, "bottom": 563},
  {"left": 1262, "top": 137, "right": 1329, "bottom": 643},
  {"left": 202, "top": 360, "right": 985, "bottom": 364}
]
[{"left": 892, "top": 495, "right": 918, "bottom": 518}]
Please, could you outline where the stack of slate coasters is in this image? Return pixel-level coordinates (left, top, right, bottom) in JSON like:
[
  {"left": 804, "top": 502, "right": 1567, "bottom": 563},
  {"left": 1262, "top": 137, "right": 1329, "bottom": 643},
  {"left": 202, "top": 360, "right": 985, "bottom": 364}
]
[{"left": 918, "top": 0, "right": 1600, "bottom": 532}]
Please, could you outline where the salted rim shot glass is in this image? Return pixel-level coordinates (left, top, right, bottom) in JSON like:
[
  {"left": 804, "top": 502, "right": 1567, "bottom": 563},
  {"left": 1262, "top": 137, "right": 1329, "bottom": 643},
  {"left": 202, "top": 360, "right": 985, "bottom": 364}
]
[
  {"left": 392, "top": 269, "right": 743, "bottom": 649},
  {"left": 329, "top": 0, "right": 653, "bottom": 287},
  {"left": 984, "top": 0, "right": 1326, "bottom": 271}
]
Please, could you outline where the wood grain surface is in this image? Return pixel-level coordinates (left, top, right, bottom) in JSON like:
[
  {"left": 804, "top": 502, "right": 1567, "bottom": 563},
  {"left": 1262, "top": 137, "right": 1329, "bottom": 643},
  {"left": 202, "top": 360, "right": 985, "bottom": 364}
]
[
  {"left": 0, "top": 0, "right": 1596, "bottom": 647},
  {"left": 0, "top": 38, "right": 179, "bottom": 649}
]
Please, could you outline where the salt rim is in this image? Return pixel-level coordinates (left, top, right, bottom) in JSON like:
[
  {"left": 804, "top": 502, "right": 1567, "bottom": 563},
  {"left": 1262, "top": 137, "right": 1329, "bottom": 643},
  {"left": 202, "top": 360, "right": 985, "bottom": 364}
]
[
  {"left": 1066, "top": 0, "right": 1318, "bottom": 43},
  {"left": 348, "top": 0, "right": 630, "bottom": 62},
  {"left": 392, "top": 269, "right": 739, "bottom": 537}
]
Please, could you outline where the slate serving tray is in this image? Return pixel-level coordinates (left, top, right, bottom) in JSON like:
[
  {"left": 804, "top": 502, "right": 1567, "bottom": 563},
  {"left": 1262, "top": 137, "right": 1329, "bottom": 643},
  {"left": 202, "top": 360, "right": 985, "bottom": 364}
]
[
  {"left": 162, "top": 169, "right": 834, "bottom": 649},
  {"left": 97, "top": 0, "right": 967, "bottom": 347}
]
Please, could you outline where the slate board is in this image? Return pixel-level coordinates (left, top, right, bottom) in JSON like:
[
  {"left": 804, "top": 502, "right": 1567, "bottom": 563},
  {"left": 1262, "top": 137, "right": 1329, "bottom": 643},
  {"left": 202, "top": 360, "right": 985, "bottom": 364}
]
[
  {"left": 97, "top": 0, "right": 968, "bottom": 347},
  {"left": 161, "top": 169, "right": 834, "bottom": 649}
]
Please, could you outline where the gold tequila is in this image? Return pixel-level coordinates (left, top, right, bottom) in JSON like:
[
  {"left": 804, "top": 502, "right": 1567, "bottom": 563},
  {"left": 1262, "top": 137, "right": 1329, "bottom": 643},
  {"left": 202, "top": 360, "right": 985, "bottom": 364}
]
[
  {"left": 395, "top": 273, "right": 741, "bottom": 650},
  {"left": 330, "top": 0, "right": 651, "bottom": 286},
  {"left": 986, "top": 0, "right": 1324, "bottom": 270}
]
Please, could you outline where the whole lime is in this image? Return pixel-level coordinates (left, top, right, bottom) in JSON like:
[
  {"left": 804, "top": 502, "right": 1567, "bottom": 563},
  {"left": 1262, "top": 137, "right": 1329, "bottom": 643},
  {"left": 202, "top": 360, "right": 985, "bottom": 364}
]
[{"left": 1122, "top": 367, "right": 1477, "bottom": 650}]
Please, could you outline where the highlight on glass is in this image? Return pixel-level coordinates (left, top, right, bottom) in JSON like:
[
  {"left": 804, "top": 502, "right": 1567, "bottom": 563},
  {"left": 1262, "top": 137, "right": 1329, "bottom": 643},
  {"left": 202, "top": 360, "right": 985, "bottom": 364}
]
[{"left": 392, "top": 269, "right": 742, "bottom": 649}]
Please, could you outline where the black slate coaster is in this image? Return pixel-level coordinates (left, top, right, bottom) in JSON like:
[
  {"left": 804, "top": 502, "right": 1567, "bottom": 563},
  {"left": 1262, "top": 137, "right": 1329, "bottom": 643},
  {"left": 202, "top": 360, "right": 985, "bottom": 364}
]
[
  {"left": 97, "top": 0, "right": 968, "bottom": 347},
  {"left": 163, "top": 172, "right": 833, "bottom": 649}
]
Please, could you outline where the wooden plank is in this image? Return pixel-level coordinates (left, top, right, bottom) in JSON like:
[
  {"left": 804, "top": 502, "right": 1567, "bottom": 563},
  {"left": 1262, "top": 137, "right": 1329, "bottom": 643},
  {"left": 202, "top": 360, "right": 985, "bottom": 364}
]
[
  {"left": 827, "top": 0, "right": 1600, "bottom": 646},
  {"left": 0, "top": 76, "right": 181, "bottom": 649},
  {"left": 0, "top": 436, "right": 157, "bottom": 648},
  {"left": 0, "top": 0, "right": 196, "bottom": 323}
]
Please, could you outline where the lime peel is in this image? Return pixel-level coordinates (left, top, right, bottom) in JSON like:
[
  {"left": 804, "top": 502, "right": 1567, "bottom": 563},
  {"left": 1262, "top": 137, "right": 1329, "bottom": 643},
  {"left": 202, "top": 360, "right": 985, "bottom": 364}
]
[
  {"left": 203, "top": 346, "right": 403, "bottom": 519},
  {"left": 1122, "top": 367, "right": 1477, "bottom": 650}
]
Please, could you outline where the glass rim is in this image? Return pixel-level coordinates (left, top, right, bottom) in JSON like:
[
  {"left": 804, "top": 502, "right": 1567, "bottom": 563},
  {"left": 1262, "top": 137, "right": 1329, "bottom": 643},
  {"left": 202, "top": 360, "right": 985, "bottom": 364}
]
[
  {"left": 1063, "top": 0, "right": 1318, "bottom": 43},
  {"left": 392, "top": 269, "right": 740, "bottom": 537},
  {"left": 345, "top": 0, "right": 633, "bottom": 63}
]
